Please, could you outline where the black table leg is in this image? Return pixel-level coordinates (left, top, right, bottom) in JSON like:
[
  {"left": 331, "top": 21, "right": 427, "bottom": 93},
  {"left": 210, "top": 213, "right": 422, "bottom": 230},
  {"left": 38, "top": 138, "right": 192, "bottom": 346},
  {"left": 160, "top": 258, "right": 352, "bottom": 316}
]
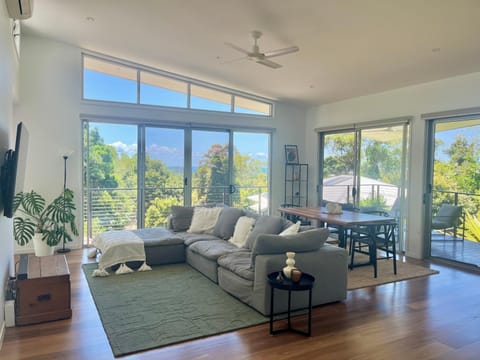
[
  {"left": 307, "top": 288, "right": 312, "bottom": 336},
  {"left": 287, "top": 289, "right": 292, "bottom": 330},
  {"left": 269, "top": 286, "right": 274, "bottom": 334}
]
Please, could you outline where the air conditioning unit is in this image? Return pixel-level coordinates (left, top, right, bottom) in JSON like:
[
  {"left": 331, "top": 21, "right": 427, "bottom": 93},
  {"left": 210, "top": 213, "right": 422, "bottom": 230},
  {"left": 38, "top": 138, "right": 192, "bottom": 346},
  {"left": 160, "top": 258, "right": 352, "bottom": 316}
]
[{"left": 5, "top": 0, "right": 33, "bottom": 20}]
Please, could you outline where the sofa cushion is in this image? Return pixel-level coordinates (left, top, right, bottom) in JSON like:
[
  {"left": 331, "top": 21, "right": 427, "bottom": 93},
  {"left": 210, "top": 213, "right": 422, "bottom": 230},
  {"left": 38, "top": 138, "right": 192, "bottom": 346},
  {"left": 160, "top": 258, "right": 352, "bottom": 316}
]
[
  {"left": 177, "top": 232, "right": 219, "bottom": 246},
  {"left": 188, "top": 239, "right": 244, "bottom": 261},
  {"left": 228, "top": 216, "right": 256, "bottom": 248},
  {"left": 213, "top": 207, "right": 245, "bottom": 239},
  {"left": 218, "top": 252, "right": 254, "bottom": 281},
  {"left": 187, "top": 207, "right": 222, "bottom": 234},
  {"left": 250, "top": 228, "right": 330, "bottom": 267},
  {"left": 170, "top": 206, "right": 194, "bottom": 232},
  {"left": 279, "top": 221, "right": 301, "bottom": 236},
  {"left": 245, "top": 215, "right": 285, "bottom": 250},
  {"left": 131, "top": 227, "right": 184, "bottom": 247}
]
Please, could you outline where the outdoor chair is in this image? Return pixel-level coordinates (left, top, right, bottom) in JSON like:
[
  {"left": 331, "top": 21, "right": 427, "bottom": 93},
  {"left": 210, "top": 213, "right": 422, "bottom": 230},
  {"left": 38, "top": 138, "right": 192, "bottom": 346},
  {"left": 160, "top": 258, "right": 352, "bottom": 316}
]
[{"left": 431, "top": 204, "right": 464, "bottom": 241}]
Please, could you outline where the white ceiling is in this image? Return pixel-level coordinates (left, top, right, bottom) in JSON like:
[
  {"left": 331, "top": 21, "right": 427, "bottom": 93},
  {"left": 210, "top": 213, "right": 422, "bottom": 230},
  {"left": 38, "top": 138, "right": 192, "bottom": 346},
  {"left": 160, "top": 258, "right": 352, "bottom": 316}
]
[{"left": 21, "top": 0, "right": 480, "bottom": 106}]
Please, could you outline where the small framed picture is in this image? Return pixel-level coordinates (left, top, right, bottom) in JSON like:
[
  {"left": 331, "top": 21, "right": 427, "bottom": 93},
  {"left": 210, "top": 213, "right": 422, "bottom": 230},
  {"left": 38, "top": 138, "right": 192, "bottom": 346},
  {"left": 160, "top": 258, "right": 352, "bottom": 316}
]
[{"left": 285, "top": 145, "right": 299, "bottom": 164}]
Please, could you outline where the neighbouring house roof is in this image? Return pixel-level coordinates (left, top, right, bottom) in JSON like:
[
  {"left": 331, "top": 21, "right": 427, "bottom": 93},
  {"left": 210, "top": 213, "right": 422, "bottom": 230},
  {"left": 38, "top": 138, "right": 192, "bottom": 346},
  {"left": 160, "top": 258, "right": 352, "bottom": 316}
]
[{"left": 323, "top": 175, "right": 398, "bottom": 207}]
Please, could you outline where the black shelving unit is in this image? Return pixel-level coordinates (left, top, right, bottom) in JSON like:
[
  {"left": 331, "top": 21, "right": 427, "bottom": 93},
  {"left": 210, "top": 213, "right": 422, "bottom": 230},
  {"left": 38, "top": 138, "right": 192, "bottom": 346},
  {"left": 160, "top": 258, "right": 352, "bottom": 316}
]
[{"left": 284, "top": 163, "right": 309, "bottom": 208}]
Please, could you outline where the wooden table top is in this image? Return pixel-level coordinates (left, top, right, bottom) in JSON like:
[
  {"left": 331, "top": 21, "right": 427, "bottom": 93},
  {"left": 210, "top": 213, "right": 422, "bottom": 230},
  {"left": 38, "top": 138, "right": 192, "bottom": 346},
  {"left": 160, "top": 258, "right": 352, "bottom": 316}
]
[
  {"left": 26, "top": 254, "right": 70, "bottom": 279},
  {"left": 278, "top": 206, "right": 396, "bottom": 226}
]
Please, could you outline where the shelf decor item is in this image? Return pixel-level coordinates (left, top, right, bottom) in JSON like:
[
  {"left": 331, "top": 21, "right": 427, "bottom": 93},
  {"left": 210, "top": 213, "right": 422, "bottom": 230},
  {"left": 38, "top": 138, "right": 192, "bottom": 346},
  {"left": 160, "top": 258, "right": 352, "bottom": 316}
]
[
  {"left": 282, "top": 251, "right": 296, "bottom": 279},
  {"left": 284, "top": 144, "right": 299, "bottom": 164}
]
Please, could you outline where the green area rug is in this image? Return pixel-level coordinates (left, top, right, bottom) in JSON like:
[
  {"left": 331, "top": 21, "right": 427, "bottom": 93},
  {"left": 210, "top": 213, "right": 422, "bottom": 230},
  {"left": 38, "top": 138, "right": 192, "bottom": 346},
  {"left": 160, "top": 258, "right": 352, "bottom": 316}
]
[{"left": 82, "top": 263, "right": 268, "bottom": 357}]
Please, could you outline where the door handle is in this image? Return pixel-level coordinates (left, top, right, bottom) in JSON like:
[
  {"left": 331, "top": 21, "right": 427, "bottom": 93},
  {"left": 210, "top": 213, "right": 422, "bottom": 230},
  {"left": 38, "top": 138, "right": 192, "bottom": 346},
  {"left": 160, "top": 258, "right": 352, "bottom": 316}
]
[
  {"left": 352, "top": 186, "right": 357, "bottom": 198},
  {"left": 229, "top": 185, "right": 236, "bottom": 194}
]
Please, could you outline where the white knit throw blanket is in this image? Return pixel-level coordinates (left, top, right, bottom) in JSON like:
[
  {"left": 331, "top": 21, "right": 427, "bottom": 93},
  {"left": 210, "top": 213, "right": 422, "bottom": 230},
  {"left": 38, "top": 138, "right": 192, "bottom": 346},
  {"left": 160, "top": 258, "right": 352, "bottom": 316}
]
[{"left": 92, "top": 230, "right": 151, "bottom": 277}]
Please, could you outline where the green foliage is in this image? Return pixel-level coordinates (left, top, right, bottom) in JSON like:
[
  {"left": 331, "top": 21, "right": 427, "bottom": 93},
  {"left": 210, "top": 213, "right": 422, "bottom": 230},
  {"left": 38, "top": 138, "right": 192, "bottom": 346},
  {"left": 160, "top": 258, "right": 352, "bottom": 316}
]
[
  {"left": 145, "top": 197, "right": 180, "bottom": 228},
  {"left": 464, "top": 211, "right": 480, "bottom": 243},
  {"left": 432, "top": 133, "right": 480, "bottom": 216},
  {"left": 323, "top": 133, "right": 402, "bottom": 186},
  {"left": 14, "top": 189, "right": 79, "bottom": 247}
]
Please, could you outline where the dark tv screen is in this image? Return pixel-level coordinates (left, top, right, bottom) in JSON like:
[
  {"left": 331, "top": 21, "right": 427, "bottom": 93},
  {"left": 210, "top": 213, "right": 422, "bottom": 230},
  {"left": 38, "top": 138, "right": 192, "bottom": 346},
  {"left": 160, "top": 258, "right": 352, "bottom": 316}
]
[{"left": 1, "top": 122, "right": 29, "bottom": 218}]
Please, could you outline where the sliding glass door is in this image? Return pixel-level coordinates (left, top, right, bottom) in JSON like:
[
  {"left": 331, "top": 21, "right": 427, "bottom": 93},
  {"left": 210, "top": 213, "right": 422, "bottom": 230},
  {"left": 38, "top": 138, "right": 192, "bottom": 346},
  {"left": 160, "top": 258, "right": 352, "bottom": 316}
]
[
  {"left": 83, "top": 122, "right": 139, "bottom": 241},
  {"left": 426, "top": 117, "right": 480, "bottom": 266},
  {"left": 319, "top": 122, "right": 409, "bottom": 251},
  {"left": 83, "top": 121, "right": 271, "bottom": 244},
  {"left": 143, "top": 127, "right": 185, "bottom": 228}
]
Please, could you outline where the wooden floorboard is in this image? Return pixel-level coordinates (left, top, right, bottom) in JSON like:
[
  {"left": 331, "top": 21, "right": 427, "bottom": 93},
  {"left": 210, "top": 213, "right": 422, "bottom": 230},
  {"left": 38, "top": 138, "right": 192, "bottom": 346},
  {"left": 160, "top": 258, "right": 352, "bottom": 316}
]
[{"left": 1, "top": 249, "right": 479, "bottom": 359}]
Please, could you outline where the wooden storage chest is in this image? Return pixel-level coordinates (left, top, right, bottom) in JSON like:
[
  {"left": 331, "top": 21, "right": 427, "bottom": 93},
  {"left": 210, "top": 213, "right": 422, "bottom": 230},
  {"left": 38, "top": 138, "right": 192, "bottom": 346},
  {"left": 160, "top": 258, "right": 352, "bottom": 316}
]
[{"left": 15, "top": 254, "right": 72, "bottom": 325}]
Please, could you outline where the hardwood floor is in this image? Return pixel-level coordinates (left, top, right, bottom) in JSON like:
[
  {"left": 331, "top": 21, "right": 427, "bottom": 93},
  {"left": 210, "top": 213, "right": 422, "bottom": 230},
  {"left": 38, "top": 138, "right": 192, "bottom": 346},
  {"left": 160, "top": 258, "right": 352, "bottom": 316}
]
[{"left": 1, "top": 249, "right": 479, "bottom": 360}]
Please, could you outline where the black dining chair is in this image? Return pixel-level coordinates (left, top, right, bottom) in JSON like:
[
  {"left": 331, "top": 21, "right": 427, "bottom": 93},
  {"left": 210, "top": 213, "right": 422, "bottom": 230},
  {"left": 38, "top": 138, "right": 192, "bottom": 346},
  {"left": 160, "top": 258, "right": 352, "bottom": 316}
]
[{"left": 349, "top": 219, "right": 397, "bottom": 278}]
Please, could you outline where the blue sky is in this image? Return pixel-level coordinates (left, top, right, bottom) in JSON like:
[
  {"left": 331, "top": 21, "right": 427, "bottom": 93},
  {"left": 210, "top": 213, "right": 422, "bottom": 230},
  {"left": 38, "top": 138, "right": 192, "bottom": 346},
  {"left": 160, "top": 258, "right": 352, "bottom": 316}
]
[{"left": 85, "top": 69, "right": 269, "bottom": 167}]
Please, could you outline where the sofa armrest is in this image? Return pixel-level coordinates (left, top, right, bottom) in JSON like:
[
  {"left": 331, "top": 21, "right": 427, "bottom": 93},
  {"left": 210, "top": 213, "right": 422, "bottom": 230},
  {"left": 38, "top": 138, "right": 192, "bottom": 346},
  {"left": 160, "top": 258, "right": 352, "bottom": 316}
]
[
  {"left": 250, "top": 228, "right": 329, "bottom": 267},
  {"left": 251, "top": 244, "right": 348, "bottom": 315}
]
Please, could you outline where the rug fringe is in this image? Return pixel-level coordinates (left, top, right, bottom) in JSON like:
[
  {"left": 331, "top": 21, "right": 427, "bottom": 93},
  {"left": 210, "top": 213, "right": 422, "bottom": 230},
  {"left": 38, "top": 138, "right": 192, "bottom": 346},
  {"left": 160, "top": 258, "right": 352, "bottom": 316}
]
[
  {"left": 92, "top": 268, "right": 109, "bottom": 277},
  {"left": 138, "top": 262, "right": 152, "bottom": 272},
  {"left": 115, "top": 263, "right": 134, "bottom": 275}
]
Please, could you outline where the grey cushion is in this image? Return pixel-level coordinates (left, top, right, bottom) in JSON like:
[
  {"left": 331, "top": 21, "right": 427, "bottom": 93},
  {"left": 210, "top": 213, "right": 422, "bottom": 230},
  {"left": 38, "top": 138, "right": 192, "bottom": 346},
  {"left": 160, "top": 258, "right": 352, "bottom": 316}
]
[
  {"left": 132, "top": 227, "right": 184, "bottom": 247},
  {"left": 170, "top": 206, "right": 194, "bottom": 232},
  {"left": 213, "top": 207, "right": 245, "bottom": 239},
  {"left": 177, "top": 232, "right": 219, "bottom": 246},
  {"left": 250, "top": 228, "right": 330, "bottom": 267},
  {"left": 217, "top": 252, "right": 254, "bottom": 281},
  {"left": 245, "top": 215, "right": 285, "bottom": 250},
  {"left": 188, "top": 239, "right": 243, "bottom": 261}
]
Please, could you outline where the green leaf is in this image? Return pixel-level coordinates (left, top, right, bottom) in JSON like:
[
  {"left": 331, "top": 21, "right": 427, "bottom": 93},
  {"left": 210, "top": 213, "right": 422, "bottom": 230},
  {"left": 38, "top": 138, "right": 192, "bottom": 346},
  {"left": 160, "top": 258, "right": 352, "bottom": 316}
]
[
  {"left": 21, "top": 191, "right": 45, "bottom": 216},
  {"left": 13, "top": 217, "right": 36, "bottom": 246}
]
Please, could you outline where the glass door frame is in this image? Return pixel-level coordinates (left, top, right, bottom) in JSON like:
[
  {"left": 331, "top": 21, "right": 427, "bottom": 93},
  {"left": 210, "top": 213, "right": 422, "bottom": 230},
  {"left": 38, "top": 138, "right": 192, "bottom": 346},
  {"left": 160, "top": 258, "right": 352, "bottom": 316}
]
[
  {"left": 424, "top": 114, "right": 480, "bottom": 263},
  {"left": 318, "top": 119, "right": 410, "bottom": 251}
]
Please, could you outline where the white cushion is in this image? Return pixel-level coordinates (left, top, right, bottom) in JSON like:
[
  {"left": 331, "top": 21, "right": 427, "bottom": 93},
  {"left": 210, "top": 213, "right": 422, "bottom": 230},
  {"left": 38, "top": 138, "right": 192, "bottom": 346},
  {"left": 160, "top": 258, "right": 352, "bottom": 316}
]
[
  {"left": 187, "top": 207, "right": 222, "bottom": 234},
  {"left": 279, "top": 221, "right": 301, "bottom": 236},
  {"left": 228, "top": 216, "right": 256, "bottom": 248}
]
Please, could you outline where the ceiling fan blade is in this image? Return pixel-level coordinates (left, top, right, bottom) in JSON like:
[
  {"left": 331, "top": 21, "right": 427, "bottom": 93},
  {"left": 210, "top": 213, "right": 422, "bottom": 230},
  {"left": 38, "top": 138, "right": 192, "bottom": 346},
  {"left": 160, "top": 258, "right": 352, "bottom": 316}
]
[
  {"left": 224, "top": 42, "right": 250, "bottom": 55},
  {"left": 220, "top": 56, "right": 248, "bottom": 65},
  {"left": 263, "top": 46, "right": 299, "bottom": 59},
  {"left": 256, "top": 58, "right": 282, "bottom": 69}
]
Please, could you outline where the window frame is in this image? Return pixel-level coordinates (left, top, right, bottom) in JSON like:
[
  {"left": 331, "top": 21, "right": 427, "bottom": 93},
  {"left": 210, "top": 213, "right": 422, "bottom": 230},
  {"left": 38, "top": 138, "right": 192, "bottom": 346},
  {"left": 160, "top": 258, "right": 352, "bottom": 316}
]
[{"left": 82, "top": 53, "right": 274, "bottom": 117}]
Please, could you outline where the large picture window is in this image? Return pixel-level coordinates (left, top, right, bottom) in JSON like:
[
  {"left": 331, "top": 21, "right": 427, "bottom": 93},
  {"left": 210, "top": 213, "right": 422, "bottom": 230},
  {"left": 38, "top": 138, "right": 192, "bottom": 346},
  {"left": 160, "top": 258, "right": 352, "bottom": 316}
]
[
  {"left": 83, "top": 120, "right": 271, "bottom": 244},
  {"left": 82, "top": 54, "right": 273, "bottom": 117}
]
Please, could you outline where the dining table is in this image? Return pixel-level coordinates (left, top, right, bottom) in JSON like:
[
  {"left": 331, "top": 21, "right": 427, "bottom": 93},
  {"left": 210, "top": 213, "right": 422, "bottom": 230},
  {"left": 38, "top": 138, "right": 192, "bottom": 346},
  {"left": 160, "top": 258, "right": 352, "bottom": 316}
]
[{"left": 278, "top": 206, "right": 397, "bottom": 277}]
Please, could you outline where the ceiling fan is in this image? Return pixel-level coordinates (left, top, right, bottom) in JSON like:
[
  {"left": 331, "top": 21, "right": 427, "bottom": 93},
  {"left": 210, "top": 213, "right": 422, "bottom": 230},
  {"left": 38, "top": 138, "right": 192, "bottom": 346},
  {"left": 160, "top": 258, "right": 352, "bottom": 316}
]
[{"left": 224, "top": 30, "right": 299, "bottom": 69}]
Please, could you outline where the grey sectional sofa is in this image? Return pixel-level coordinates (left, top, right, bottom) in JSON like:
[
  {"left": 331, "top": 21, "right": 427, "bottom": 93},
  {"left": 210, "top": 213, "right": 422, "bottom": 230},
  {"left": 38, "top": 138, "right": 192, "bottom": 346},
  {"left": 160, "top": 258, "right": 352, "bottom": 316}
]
[{"left": 141, "top": 206, "right": 348, "bottom": 316}]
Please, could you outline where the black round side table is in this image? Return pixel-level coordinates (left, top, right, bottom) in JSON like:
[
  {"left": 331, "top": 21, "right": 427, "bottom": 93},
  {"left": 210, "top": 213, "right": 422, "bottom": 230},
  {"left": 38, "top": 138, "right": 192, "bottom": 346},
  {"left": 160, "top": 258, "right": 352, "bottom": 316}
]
[{"left": 267, "top": 271, "right": 315, "bottom": 336}]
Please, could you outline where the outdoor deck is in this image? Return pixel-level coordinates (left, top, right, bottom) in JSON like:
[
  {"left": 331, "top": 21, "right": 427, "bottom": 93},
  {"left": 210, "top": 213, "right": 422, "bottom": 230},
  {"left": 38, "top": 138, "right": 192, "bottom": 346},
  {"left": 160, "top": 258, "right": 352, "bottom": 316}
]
[{"left": 431, "top": 233, "right": 480, "bottom": 267}]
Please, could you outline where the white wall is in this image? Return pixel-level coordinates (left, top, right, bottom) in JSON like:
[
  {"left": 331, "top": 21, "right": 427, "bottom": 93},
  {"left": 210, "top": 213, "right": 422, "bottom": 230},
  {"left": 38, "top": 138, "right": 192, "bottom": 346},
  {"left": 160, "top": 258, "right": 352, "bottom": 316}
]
[
  {"left": 306, "top": 72, "right": 480, "bottom": 258},
  {"left": 0, "top": 1, "right": 18, "bottom": 347},
  {"left": 17, "top": 34, "right": 308, "bottom": 251}
]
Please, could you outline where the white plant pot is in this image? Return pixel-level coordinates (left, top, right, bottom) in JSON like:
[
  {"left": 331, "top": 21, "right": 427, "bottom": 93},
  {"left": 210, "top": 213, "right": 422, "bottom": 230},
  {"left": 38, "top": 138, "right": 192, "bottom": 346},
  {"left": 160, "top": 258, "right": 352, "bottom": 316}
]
[{"left": 33, "top": 233, "right": 55, "bottom": 257}]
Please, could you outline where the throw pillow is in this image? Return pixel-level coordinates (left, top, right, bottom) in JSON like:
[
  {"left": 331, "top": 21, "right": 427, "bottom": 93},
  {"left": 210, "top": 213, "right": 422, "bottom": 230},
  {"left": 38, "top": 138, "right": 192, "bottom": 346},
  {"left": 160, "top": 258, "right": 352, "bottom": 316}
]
[
  {"left": 187, "top": 207, "right": 222, "bottom": 234},
  {"left": 170, "top": 206, "right": 194, "bottom": 232},
  {"left": 213, "top": 207, "right": 245, "bottom": 239},
  {"left": 244, "top": 215, "right": 285, "bottom": 250},
  {"left": 228, "top": 216, "right": 256, "bottom": 248},
  {"left": 279, "top": 221, "right": 301, "bottom": 236}
]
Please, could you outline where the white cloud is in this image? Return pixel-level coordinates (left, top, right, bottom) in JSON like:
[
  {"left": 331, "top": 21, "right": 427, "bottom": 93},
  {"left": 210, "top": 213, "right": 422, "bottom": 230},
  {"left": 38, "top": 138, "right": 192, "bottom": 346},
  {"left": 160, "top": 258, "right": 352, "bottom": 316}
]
[
  {"left": 148, "top": 144, "right": 178, "bottom": 156},
  {"left": 109, "top": 141, "right": 137, "bottom": 157}
]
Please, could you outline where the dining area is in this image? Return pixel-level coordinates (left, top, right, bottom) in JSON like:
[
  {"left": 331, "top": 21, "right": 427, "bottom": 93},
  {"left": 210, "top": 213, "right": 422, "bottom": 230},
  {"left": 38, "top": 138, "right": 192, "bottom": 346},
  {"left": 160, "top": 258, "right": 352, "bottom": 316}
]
[{"left": 278, "top": 205, "right": 398, "bottom": 278}]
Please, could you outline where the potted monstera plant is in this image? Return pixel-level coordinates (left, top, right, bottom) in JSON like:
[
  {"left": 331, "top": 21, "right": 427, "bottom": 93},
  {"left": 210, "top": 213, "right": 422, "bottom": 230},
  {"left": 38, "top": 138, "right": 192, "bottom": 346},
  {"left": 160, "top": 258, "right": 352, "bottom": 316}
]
[{"left": 13, "top": 189, "right": 78, "bottom": 256}]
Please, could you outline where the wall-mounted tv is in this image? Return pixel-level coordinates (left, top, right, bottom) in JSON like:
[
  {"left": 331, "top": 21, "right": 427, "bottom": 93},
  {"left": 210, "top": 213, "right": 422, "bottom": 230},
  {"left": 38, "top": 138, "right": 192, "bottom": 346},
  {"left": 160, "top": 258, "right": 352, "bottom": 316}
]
[{"left": 1, "top": 122, "right": 29, "bottom": 218}]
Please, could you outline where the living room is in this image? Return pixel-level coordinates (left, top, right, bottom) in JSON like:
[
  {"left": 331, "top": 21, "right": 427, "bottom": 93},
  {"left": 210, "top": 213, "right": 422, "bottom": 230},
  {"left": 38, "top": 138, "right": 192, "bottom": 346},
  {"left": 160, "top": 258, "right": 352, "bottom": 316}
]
[{"left": 1, "top": 1, "right": 480, "bottom": 359}]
